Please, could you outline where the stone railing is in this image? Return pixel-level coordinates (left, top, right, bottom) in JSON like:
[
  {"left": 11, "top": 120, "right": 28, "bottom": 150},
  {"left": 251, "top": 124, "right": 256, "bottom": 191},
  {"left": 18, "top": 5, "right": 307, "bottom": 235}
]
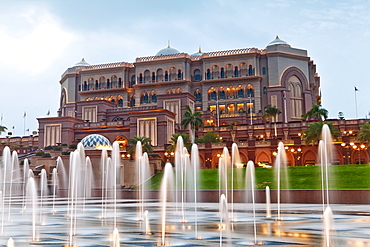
[
  {"left": 81, "top": 62, "right": 133, "bottom": 70},
  {"left": 136, "top": 53, "right": 188, "bottom": 62},
  {"left": 202, "top": 47, "right": 265, "bottom": 57}
]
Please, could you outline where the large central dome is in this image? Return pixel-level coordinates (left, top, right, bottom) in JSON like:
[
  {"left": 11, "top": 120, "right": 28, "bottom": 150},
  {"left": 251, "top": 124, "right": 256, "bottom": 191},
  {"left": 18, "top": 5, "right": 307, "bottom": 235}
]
[
  {"left": 81, "top": 134, "right": 112, "bottom": 150},
  {"left": 155, "top": 45, "right": 180, "bottom": 56}
]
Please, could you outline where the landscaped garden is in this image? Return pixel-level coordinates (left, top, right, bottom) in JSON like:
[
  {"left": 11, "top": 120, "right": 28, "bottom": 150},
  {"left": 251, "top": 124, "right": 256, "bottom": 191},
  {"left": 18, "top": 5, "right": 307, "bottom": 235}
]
[{"left": 145, "top": 164, "right": 370, "bottom": 190}]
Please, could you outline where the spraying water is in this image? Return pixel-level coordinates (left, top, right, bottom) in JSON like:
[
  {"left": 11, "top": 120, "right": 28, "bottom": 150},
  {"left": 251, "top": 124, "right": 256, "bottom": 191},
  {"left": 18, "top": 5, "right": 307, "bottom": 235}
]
[
  {"left": 246, "top": 161, "right": 257, "bottom": 244},
  {"left": 319, "top": 124, "right": 334, "bottom": 215},
  {"left": 274, "top": 142, "right": 289, "bottom": 220},
  {"left": 160, "top": 162, "right": 174, "bottom": 246},
  {"left": 266, "top": 186, "right": 271, "bottom": 218}
]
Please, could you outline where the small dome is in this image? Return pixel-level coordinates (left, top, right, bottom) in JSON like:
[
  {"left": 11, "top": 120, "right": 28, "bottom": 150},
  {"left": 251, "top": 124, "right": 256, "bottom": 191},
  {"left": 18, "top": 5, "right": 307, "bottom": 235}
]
[
  {"left": 81, "top": 134, "right": 112, "bottom": 150},
  {"left": 74, "top": 58, "right": 90, "bottom": 67},
  {"left": 155, "top": 44, "right": 180, "bottom": 56},
  {"left": 191, "top": 46, "right": 204, "bottom": 56},
  {"left": 267, "top": 36, "right": 290, "bottom": 47}
]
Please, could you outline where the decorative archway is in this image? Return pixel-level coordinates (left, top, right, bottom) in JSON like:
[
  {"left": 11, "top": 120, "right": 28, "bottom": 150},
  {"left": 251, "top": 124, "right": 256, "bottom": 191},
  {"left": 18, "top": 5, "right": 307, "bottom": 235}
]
[{"left": 302, "top": 150, "right": 317, "bottom": 166}]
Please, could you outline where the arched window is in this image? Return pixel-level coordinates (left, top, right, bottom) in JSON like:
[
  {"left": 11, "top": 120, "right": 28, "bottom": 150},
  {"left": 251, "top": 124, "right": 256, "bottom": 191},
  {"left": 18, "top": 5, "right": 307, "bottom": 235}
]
[
  {"left": 111, "top": 76, "right": 117, "bottom": 88},
  {"left": 99, "top": 77, "right": 105, "bottom": 88},
  {"left": 83, "top": 81, "right": 88, "bottom": 91},
  {"left": 194, "top": 69, "right": 201, "bottom": 82},
  {"left": 117, "top": 95, "right": 123, "bottom": 107},
  {"left": 169, "top": 67, "right": 176, "bottom": 81},
  {"left": 220, "top": 68, "right": 225, "bottom": 78},
  {"left": 140, "top": 92, "right": 149, "bottom": 104},
  {"left": 150, "top": 91, "right": 157, "bottom": 103},
  {"left": 178, "top": 69, "right": 182, "bottom": 80},
  {"left": 206, "top": 69, "right": 211, "bottom": 80},
  {"left": 129, "top": 95, "right": 135, "bottom": 107},
  {"left": 219, "top": 87, "right": 226, "bottom": 99},
  {"left": 248, "top": 65, "right": 253, "bottom": 76},
  {"left": 208, "top": 88, "right": 217, "bottom": 100},
  {"left": 166, "top": 89, "right": 173, "bottom": 94},
  {"left": 139, "top": 73, "right": 143, "bottom": 84},
  {"left": 152, "top": 72, "right": 156, "bottom": 83},
  {"left": 118, "top": 77, "right": 122, "bottom": 88},
  {"left": 88, "top": 78, "right": 93, "bottom": 91},
  {"left": 263, "top": 87, "right": 267, "bottom": 94},
  {"left": 144, "top": 70, "right": 150, "bottom": 83},
  {"left": 130, "top": 75, "right": 135, "bottom": 87},
  {"left": 212, "top": 65, "right": 219, "bottom": 79},
  {"left": 95, "top": 80, "right": 99, "bottom": 90},
  {"left": 247, "top": 84, "right": 254, "bottom": 97},
  {"left": 165, "top": 71, "right": 169, "bottom": 81},
  {"left": 226, "top": 64, "right": 233, "bottom": 78},
  {"left": 157, "top": 69, "right": 163, "bottom": 82},
  {"left": 194, "top": 89, "right": 202, "bottom": 102},
  {"left": 234, "top": 66, "right": 239, "bottom": 77},
  {"left": 240, "top": 63, "right": 247, "bottom": 76},
  {"left": 107, "top": 79, "right": 111, "bottom": 89},
  {"left": 262, "top": 67, "right": 267, "bottom": 75},
  {"left": 226, "top": 86, "right": 235, "bottom": 99},
  {"left": 175, "top": 88, "right": 182, "bottom": 93},
  {"left": 288, "top": 75, "right": 303, "bottom": 118},
  {"left": 237, "top": 87, "right": 244, "bottom": 98},
  {"left": 78, "top": 84, "right": 81, "bottom": 91}
]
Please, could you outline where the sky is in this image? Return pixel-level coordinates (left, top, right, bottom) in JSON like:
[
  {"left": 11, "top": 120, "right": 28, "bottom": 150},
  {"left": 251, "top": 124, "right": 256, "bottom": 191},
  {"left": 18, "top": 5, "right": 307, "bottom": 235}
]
[{"left": 1, "top": 0, "right": 370, "bottom": 137}]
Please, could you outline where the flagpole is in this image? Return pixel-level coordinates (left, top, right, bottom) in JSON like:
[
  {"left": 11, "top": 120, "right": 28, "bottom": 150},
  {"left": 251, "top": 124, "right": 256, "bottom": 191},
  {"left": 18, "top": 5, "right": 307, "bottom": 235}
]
[
  {"left": 354, "top": 86, "right": 358, "bottom": 119},
  {"left": 23, "top": 112, "right": 26, "bottom": 136}
]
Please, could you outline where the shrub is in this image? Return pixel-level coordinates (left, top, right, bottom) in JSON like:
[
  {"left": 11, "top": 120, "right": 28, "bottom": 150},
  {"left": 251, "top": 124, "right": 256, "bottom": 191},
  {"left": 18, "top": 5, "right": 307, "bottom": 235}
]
[
  {"left": 44, "top": 146, "right": 53, "bottom": 150},
  {"left": 61, "top": 143, "right": 68, "bottom": 146},
  {"left": 69, "top": 144, "right": 77, "bottom": 149},
  {"left": 42, "top": 153, "right": 51, "bottom": 158},
  {"left": 53, "top": 146, "right": 62, "bottom": 151},
  {"left": 62, "top": 151, "right": 70, "bottom": 155},
  {"left": 36, "top": 151, "right": 45, "bottom": 156}
]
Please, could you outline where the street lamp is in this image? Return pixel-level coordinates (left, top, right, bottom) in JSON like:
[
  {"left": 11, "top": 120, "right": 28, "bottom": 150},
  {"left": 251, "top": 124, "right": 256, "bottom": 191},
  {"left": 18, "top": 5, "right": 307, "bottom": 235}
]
[
  {"left": 164, "top": 151, "right": 175, "bottom": 161},
  {"left": 289, "top": 147, "right": 302, "bottom": 166},
  {"left": 341, "top": 142, "right": 351, "bottom": 164},
  {"left": 352, "top": 144, "right": 367, "bottom": 164}
]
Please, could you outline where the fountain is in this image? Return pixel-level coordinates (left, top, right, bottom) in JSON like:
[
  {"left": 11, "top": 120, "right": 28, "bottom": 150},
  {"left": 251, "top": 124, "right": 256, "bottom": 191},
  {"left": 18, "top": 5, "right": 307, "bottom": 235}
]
[{"left": 0, "top": 125, "right": 368, "bottom": 246}]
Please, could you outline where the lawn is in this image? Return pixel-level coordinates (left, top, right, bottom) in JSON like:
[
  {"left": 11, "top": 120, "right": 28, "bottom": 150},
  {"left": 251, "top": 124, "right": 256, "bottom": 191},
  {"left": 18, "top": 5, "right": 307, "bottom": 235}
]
[{"left": 144, "top": 164, "right": 370, "bottom": 190}]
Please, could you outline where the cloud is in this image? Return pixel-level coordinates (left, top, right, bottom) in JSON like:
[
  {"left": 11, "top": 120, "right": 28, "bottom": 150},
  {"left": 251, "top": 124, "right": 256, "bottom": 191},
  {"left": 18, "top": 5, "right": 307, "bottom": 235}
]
[{"left": 0, "top": 5, "right": 76, "bottom": 76}]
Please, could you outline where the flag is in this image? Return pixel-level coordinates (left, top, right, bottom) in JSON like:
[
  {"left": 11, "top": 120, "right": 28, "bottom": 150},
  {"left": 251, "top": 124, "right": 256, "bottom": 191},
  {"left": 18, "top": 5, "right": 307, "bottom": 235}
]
[
  {"left": 47, "top": 109, "right": 50, "bottom": 116},
  {"left": 355, "top": 86, "right": 359, "bottom": 91},
  {"left": 23, "top": 111, "right": 26, "bottom": 118}
]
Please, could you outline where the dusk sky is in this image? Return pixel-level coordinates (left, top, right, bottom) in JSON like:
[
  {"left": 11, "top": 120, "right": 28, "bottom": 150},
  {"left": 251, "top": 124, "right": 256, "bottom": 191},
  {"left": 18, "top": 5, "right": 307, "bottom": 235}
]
[{"left": 1, "top": 0, "right": 370, "bottom": 136}]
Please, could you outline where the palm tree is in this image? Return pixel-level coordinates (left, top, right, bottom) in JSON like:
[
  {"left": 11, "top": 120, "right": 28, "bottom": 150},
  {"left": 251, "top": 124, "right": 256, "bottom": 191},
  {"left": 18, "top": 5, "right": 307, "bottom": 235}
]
[
  {"left": 181, "top": 105, "right": 203, "bottom": 143},
  {"left": 196, "top": 131, "right": 222, "bottom": 143},
  {"left": 0, "top": 125, "right": 7, "bottom": 136},
  {"left": 262, "top": 105, "right": 282, "bottom": 137},
  {"left": 127, "top": 136, "right": 153, "bottom": 156},
  {"left": 167, "top": 133, "right": 192, "bottom": 153},
  {"left": 357, "top": 122, "right": 370, "bottom": 145},
  {"left": 302, "top": 122, "right": 341, "bottom": 145},
  {"left": 301, "top": 104, "right": 328, "bottom": 122}
]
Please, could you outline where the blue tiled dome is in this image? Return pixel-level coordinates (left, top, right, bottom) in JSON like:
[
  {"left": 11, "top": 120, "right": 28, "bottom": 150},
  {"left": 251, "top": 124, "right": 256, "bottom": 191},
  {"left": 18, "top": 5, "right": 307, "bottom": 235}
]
[
  {"left": 74, "top": 58, "right": 90, "bottom": 67},
  {"left": 156, "top": 45, "right": 180, "bottom": 56},
  {"left": 81, "top": 134, "right": 112, "bottom": 150},
  {"left": 267, "top": 36, "right": 290, "bottom": 47},
  {"left": 191, "top": 46, "right": 204, "bottom": 56}
]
